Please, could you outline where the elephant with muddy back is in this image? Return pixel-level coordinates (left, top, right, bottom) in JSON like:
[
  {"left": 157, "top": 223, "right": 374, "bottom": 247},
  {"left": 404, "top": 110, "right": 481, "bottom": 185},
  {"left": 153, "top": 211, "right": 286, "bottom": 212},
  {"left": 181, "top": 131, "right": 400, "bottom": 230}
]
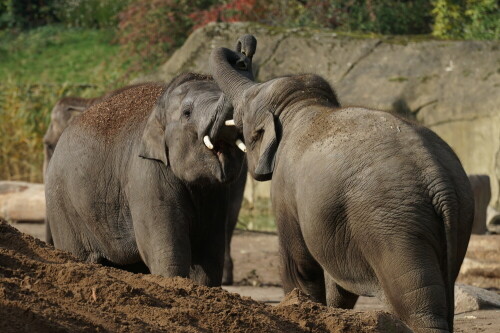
[
  {"left": 210, "top": 42, "right": 474, "bottom": 332},
  {"left": 45, "top": 36, "right": 256, "bottom": 286}
]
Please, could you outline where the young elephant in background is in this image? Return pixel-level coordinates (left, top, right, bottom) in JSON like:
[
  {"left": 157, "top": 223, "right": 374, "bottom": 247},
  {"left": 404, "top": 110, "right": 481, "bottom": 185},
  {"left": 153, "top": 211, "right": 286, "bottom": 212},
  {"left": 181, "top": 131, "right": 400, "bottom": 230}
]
[
  {"left": 211, "top": 47, "right": 474, "bottom": 332},
  {"left": 45, "top": 38, "right": 255, "bottom": 286}
]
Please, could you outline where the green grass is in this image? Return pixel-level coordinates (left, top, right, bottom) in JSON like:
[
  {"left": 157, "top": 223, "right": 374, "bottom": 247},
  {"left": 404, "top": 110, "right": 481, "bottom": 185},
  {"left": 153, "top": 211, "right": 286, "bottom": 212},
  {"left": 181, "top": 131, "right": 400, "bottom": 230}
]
[
  {"left": 0, "top": 25, "right": 131, "bottom": 85},
  {"left": 0, "top": 25, "right": 135, "bottom": 182}
]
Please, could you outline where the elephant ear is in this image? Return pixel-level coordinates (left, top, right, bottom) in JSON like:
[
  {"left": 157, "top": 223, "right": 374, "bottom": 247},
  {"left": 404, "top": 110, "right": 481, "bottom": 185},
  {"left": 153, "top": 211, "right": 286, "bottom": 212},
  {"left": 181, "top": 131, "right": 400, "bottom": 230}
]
[
  {"left": 139, "top": 111, "right": 168, "bottom": 165},
  {"left": 255, "top": 113, "right": 278, "bottom": 179}
]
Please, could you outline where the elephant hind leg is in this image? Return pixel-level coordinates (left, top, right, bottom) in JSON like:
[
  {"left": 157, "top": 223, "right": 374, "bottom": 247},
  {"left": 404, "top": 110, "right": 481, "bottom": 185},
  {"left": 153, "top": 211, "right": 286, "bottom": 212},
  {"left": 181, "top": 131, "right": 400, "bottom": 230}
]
[
  {"left": 278, "top": 225, "right": 326, "bottom": 304},
  {"left": 376, "top": 253, "right": 450, "bottom": 333}
]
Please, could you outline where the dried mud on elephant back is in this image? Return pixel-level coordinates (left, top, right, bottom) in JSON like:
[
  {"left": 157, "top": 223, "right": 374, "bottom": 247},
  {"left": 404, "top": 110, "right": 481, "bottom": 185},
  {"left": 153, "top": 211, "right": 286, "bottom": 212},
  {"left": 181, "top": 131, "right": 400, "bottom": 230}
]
[{"left": 0, "top": 220, "right": 409, "bottom": 332}]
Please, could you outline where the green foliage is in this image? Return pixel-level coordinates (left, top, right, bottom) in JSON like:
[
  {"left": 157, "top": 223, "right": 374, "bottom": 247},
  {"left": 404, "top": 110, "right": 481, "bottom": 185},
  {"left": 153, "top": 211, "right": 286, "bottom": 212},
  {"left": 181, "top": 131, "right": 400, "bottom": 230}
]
[
  {"left": 117, "top": 0, "right": 221, "bottom": 72},
  {"left": 283, "top": 0, "right": 433, "bottom": 35},
  {"left": 432, "top": 0, "right": 499, "bottom": 39},
  {"left": 238, "top": 198, "right": 275, "bottom": 231},
  {"left": 0, "top": 25, "right": 131, "bottom": 182},
  {"left": 53, "top": 0, "right": 130, "bottom": 28},
  {"left": 0, "top": 81, "right": 90, "bottom": 182},
  {"left": 0, "top": 0, "right": 129, "bottom": 29},
  {"left": 0, "top": 0, "right": 57, "bottom": 28}
]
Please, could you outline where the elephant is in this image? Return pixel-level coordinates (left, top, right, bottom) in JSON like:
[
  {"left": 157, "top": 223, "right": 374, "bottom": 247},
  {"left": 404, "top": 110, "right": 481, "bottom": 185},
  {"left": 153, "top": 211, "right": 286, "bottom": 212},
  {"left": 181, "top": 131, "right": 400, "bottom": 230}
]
[
  {"left": 210, "top": 46, "right": 475, "bottom": 332},
  {"left": 45, "top": 36, "right": 256, "bottom": 286}
]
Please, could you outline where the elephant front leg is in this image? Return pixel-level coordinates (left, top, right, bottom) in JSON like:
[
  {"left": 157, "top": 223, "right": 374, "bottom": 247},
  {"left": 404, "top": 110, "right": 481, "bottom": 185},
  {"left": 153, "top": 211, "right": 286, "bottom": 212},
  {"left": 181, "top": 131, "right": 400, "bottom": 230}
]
[
  {"left": 324, "top": 273, "right": 359, "bottom": 308},
  {"left": 131, "top": 205, "right": 192, "bottom": 277},
  {"left": 190, "top": 222, "right": 226, "bottom": 287}
]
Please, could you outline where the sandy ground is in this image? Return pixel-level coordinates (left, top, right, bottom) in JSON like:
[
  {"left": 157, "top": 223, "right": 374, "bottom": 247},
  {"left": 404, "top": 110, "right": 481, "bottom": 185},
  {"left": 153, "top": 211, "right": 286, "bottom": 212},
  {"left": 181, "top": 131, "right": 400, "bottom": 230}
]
[{"left": 7, "top": 221, "right": 500, "bottom": 332}]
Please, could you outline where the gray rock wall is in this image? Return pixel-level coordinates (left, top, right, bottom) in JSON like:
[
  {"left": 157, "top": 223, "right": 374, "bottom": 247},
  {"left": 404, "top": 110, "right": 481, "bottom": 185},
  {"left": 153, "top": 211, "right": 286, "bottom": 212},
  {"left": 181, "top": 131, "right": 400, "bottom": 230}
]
[{"left": 139, "top": 22, "right": 500, "bottom": 208}]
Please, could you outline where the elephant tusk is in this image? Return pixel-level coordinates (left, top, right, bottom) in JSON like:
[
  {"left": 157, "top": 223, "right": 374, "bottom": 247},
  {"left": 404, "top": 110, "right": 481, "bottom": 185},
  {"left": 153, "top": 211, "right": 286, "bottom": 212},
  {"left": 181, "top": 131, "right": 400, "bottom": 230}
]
[
  {"left": 236, "top": 139, "right": 247, "bottom": 153},
  {"left": 225, "top": 119, "right": 236, "bottom": 126},
  {"left": 203, "top": 136, "right": 214, "bottom": 149}
]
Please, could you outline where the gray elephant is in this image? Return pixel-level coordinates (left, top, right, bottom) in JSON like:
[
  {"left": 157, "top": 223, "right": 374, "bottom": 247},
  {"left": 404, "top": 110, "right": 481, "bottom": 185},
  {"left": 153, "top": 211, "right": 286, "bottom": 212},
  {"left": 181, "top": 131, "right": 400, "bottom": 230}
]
[
  {"left": 45, "top": 38, "right": 255, "bottom": 286},
  {"left": 210, "top": 46, "right": 474, "bottom": 332}
]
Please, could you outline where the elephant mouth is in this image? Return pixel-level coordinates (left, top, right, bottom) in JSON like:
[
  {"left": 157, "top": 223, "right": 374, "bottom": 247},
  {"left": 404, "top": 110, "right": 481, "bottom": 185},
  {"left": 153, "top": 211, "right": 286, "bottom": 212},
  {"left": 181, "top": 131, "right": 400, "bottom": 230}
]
[{"left": 206, "top": 138, "right": 243, "bottom": 183}]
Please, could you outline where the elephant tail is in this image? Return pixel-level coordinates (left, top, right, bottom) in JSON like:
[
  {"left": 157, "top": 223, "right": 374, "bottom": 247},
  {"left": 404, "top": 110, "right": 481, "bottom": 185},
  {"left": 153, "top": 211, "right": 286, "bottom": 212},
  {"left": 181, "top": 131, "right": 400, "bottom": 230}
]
[{"left": 432, "top": 190, "right": 458, "bottom": 331}]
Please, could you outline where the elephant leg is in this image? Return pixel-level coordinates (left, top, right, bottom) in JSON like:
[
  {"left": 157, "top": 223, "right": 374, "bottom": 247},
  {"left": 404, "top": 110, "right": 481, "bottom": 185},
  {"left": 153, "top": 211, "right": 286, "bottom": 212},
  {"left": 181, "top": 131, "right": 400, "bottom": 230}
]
[
  {"left": 190, "top": 218, "right": 226, "bottom": 286},
  {"left": 129, "top": 200, "right": 192, "bottom": 277},
  {"left": 324, "top": 273, "right": 358, "bottom": 309},
  {"left": 222, "top": 167, "right": 246, "bottom": 285},
  {"left": 277, "top": 217, "right": 326, "bottom": 304},
  {"left": 45, "top": 218, "right": 54, "bottom": 245},
  {"left": 374, "top": 247, "right": 451, "bottom": 333},
  {"left": 222, "top": 218, "right": 235, "bottom": 285},
  {"left": 190, "top": 244, "right": 225, "bottom": 287}
]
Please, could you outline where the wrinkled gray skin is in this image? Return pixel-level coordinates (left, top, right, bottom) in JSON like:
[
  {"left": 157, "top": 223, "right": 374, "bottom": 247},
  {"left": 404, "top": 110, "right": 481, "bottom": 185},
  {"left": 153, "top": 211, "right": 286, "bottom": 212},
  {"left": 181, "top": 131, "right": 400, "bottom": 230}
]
[
  {"left": 211, "top": 46, "right": 474, "bottom": 331},
  {"left": 46, "top": 40, "right": 254, "bottom": 286}
]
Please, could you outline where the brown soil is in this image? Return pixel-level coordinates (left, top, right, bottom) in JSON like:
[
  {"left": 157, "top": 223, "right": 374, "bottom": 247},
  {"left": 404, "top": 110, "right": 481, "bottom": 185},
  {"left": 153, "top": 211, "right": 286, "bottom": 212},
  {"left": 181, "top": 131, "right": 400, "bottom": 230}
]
[
  {"left": 0, "top": 220, "right": 409, "bottom": 333},
  {"left": 78, "top": 83, "right": 166, "bottom": 140}
]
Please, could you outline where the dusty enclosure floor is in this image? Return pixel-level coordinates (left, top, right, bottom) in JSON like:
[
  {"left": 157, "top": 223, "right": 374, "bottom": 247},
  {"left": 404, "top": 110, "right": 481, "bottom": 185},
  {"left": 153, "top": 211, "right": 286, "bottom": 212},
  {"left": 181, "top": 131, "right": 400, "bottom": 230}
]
[{"left": 4, "top": 221, "right": 500, "bottom": 332}]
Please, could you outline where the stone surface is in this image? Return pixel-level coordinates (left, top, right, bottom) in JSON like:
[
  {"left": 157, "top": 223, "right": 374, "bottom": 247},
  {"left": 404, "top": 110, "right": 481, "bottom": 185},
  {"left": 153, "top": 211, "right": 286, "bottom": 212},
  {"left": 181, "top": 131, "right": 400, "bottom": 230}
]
[
  {"left": 468, "top": 174, "right": 492, "bottom": 234},
  {"left": 139, "top": 22, "right": 500, "bottom": 207},
  {"left": 455, "top": 284, "right": 500, "bottom": 314},
  {"left": 0, "top": 181, "right": 45, "bottom": 222},
  {"left": 487, "top": 206, "right": 500, "bottom": 234}
]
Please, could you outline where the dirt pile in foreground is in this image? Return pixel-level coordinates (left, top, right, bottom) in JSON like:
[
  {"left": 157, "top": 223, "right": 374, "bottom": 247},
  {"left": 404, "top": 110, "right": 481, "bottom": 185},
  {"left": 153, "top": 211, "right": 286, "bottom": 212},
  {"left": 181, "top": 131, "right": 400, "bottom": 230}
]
[{"left": 0, "top": 220, "right": 408, "bottom": 332}]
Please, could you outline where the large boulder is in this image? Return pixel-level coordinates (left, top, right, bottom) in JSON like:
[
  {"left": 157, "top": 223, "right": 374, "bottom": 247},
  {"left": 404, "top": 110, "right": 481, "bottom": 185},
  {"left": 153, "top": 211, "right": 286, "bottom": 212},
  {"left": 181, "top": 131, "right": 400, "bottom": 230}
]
[
  {"left": 139, "top": 22, "right": 500, "bottom": 208},
  {"left": 487, "top": 206, "right": 500, "bottom": 234},
  {"left": 455, "top": 284, "right": 500, "bottom": 314},
  {"left": 468, "top": 174, "right": 492, "bottom": 234}
]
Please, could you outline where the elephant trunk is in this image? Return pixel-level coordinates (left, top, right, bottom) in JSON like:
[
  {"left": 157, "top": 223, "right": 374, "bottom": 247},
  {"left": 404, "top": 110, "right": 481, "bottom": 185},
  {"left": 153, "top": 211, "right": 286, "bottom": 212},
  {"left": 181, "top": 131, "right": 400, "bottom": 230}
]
[
  {"left": 203, "top": 36, "right": 257, "bottom": 150},
  {"left": 209, "top": 47, "right": 257, "bottom": 111}
]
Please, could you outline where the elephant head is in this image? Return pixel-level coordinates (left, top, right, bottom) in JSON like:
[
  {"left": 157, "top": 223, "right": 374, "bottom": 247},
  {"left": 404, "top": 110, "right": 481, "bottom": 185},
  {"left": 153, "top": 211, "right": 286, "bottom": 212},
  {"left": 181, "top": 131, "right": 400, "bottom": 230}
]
[
  {"left": 43, "top": 97, "right": 91, "bottom": 177},
  {"left": 209, "top": 47, "right": 340, "bottom": 181},
  {"left": 138, "top": 36, "right": 256, "bottom": 185}
]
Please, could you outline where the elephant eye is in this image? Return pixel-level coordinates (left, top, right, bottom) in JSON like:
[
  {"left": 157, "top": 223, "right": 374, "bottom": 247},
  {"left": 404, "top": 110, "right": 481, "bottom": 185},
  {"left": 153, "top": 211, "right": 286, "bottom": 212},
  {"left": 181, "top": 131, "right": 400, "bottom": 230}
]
[
  {"left": 182, "top": 108, "right": 191, "bottom": 119},
  {"left": 250, "top": 128, "right": 264, "bottom": 144}
]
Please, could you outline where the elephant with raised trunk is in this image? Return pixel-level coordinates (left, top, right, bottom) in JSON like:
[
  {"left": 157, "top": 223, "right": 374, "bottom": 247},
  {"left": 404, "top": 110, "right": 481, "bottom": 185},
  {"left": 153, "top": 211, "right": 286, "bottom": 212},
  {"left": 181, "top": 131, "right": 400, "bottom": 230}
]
[
  {"left": 45, "top": 36, "right": 256, "bottom": 286},
  {"left": 210, "top": 45, "right": 474, "bottom": 332}
]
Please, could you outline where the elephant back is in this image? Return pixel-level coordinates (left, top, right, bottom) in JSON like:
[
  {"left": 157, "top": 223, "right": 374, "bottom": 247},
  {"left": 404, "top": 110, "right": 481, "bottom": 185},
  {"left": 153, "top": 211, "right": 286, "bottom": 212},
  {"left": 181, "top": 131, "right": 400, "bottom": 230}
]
[{"left": 77, "top": 83, "right": 166, "bottom": 142}]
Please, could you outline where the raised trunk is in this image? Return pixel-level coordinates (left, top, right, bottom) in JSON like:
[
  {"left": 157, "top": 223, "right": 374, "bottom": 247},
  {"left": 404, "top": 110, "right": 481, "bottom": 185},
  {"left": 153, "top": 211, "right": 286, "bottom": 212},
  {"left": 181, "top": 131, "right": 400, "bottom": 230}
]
[{"left": 210, "top": 47, "right": 256, "bottom": 107}]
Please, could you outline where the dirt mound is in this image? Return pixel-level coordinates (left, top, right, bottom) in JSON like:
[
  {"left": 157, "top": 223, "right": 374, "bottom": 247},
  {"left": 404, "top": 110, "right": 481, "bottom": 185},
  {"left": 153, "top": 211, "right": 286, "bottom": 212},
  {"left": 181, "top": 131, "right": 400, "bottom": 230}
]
[
  {"left": 274, "top": 289, "right": 411, "bottom": 333},
  {"left": 0, "top": 220, "right": 408, "bottom": 332}
]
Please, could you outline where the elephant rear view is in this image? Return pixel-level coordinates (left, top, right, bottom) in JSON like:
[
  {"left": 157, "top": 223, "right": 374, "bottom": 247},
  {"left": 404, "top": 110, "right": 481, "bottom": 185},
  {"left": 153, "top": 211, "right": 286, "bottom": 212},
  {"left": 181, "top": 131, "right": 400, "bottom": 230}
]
[{"left": 210, "top": 46, "right": 475, "bottom": 332}]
